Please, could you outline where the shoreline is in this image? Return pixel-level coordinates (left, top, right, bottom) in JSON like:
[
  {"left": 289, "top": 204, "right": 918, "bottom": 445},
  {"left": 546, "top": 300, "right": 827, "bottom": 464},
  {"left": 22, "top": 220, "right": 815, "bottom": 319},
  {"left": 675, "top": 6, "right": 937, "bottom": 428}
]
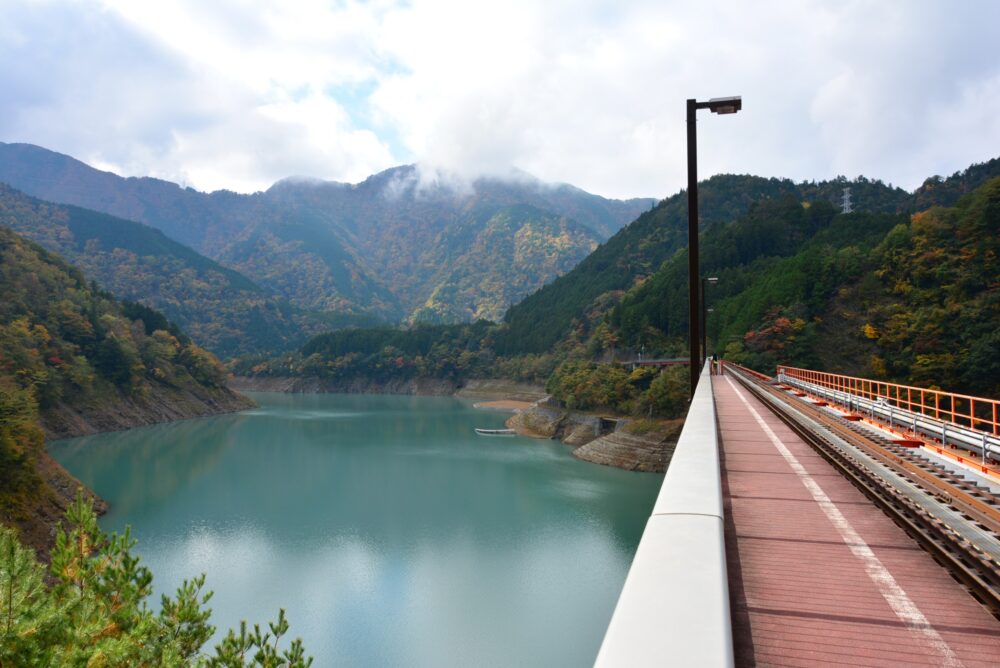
[
  {"left": 229, "top": 374, "right": 677, "bottom": 472},
  {"left": 42, "top": 383, "right": 255, "bottom": 441},
  {"left": 229, "top": 375, "right": 548, "bottom": 402},
  {"left": 472, "top": 399, "right": 536, "bottom": 412},
  {"left": 21, "top": 377, "right": 670, "bottom": 560},
  {"left": 21, "top": 384, "right": 255, "bottom": 561}
]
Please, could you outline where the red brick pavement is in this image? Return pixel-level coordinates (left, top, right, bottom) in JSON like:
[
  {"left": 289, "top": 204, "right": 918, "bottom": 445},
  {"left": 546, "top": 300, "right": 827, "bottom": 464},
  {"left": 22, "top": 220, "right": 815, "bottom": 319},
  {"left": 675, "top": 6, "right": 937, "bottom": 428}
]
[{"left": 715, "top": 374, "right": 1000, "bottom": 667}]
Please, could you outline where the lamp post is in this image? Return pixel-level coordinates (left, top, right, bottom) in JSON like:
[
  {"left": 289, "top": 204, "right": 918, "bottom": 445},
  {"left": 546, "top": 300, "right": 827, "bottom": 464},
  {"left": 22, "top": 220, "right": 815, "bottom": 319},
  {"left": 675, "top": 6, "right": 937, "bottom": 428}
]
[
  {"left": 701, "top": 276, "right": 718, "bottom": 364},
  {"left": 687, "top": 96, "right": 741, "bottom": 397}
]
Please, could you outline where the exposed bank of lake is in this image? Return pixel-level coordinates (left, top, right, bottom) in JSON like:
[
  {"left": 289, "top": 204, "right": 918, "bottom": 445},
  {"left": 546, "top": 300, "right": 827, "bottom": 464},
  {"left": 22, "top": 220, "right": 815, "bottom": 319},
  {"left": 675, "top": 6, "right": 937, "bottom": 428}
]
[
  {"left": 230, "top": 376, "right": 677, "bottom": 471},
  {"left": 15, "top": 382, "right": 253, "bottom": 560},
  {"left": 228, "top": 375, "right": 547, "bottom": 402},
  {"left": 506, "top": 399, "right": 681, "bottom": 472}
]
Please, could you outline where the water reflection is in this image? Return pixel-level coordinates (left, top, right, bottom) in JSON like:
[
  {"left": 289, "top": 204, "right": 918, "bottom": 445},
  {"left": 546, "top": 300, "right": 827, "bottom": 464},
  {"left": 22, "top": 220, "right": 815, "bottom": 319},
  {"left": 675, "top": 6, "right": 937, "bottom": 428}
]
[{"left": 50, "top": 392, "right": 662, "bottom": 667}]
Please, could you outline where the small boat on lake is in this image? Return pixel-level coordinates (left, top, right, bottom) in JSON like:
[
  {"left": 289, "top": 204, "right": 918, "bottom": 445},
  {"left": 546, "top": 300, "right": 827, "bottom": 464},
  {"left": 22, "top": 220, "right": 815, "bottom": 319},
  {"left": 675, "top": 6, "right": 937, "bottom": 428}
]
[{"left": 475, "top": 428, "right": 516, "bottom": 436}]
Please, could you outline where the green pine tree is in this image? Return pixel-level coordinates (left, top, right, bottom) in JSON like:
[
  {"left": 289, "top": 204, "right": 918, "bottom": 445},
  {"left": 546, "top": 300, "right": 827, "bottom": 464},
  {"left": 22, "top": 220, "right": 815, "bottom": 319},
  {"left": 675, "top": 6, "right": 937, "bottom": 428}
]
[{"left": 0, "top": 492, "right": 313, "bottom": 667}]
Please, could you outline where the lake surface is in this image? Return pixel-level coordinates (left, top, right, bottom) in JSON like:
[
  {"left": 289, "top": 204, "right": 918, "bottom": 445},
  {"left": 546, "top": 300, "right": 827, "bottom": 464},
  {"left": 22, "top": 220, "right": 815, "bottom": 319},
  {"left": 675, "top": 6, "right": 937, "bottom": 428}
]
[{"left": 49, "top": 392, "right": 663, "bottom": 667}]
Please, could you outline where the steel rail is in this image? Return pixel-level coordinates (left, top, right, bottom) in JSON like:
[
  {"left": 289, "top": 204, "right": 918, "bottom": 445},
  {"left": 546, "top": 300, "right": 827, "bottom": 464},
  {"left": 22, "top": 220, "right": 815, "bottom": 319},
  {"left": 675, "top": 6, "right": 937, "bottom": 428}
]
[
  {"left": 784, "top": 395, "right": 1000, "bottom": 537},
  {"left": 726, "top": 364, "right": 1000, "bottom": 619},
  {"left": 836, "top": 423, "right": 1000, "bottom": 534},
  {"left": 730, "top": 364, "right": 1000, "bottom": 543}
]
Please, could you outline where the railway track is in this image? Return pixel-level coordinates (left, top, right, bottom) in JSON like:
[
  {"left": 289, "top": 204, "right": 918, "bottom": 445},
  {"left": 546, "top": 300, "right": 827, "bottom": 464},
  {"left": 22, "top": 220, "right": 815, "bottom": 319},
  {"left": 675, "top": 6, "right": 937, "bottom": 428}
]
[{"left": 725, "top": 364, "right": 1000, "bottom": 619}]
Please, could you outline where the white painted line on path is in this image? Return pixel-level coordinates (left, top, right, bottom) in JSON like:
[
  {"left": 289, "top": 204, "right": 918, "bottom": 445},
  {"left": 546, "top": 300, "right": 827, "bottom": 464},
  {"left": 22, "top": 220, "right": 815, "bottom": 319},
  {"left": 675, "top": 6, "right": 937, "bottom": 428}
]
[{"left": 723, "top": 375, "right": 962, "bottom": 668}]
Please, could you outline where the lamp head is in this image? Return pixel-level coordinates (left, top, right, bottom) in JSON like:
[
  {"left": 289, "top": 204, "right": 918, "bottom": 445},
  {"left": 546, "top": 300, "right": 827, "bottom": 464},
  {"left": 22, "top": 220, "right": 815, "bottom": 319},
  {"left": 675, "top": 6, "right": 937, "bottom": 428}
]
[
  {"left": 707, "top": 96, "right": 741, "bottom": 114},
  {"left": 706, "top": 276, "right": 719, "bottom": 284}
]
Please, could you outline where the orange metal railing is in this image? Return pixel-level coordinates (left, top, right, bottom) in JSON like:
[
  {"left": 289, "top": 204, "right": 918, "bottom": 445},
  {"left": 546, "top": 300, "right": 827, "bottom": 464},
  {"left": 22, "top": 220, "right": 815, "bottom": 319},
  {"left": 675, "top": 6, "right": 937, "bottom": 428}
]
[{"left": 777, "top": 366, "right": 1000, "bottom": 437}]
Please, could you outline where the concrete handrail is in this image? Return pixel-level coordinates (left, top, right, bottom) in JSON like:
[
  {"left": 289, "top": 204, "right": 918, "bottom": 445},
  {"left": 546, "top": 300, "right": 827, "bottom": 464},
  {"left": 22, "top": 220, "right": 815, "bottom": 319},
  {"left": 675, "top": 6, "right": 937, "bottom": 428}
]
[{"left": 594, "top": 363, "right": 733, "bottom": 668}]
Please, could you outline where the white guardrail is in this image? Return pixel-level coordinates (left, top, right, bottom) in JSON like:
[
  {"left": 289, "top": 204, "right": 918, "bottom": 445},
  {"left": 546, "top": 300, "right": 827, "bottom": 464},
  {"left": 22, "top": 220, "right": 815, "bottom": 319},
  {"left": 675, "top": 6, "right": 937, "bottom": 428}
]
[
  {"left": 778, "top": 373, "right": 1000, "bottom": 462},
  {"left": 595, "top": 363, "right": 733, "bottom": 668}
]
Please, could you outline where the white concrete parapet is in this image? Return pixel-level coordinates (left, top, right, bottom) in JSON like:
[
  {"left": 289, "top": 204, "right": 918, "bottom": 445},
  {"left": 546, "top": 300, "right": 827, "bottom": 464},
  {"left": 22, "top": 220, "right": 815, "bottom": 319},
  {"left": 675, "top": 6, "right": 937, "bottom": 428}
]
[{"left": 595, "top": 363, "right": 733, "bottom": 668}]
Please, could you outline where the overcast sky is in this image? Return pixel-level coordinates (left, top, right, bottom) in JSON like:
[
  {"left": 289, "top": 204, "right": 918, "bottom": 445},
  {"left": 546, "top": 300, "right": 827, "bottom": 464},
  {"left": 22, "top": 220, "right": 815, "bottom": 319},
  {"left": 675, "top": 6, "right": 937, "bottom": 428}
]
[{"left": 2, "top": 0, "right": 998, "bottom": 200}]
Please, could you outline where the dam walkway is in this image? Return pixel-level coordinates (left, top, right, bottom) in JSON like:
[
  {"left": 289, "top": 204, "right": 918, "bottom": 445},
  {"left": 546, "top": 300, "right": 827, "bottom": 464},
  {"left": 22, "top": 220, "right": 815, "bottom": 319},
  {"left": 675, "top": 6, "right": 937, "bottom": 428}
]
[{"left": 597, "top": 363, "right": 1000, "bottom": 667}]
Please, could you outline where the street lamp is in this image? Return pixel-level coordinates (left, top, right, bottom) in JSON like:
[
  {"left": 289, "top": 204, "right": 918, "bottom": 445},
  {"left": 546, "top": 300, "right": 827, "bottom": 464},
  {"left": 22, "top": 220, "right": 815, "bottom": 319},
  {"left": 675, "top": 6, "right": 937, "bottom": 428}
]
[
  {"left": 701, "top": 276, "right": 718, "bottom": 364},
  {"left": 687, "top": 96, "right": 742, "bottom": 397}
]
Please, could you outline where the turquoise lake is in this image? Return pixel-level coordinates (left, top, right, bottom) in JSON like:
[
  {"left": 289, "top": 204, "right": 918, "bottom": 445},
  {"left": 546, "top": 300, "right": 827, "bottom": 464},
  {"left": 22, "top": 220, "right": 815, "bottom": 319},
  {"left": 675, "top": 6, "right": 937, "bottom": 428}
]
[{"left": 49, "top": 392, "right": 663, "bottom": 667}]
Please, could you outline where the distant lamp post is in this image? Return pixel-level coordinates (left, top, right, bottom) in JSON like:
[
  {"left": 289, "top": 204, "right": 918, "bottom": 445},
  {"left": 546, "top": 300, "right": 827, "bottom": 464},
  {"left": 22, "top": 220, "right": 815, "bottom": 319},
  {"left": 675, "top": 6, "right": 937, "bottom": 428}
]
[
  {"left": 701, "top": 276, "right": 719, "bottom": 363},
  {"left": 687, "top": 96, "right": 742, "bottom": 397}
]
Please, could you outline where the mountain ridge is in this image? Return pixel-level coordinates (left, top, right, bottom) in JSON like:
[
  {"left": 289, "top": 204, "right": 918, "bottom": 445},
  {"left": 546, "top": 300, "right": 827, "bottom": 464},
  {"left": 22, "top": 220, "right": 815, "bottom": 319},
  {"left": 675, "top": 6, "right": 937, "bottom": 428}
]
[
  {"left": 236, "top": 170, "right": 1000, "bottom": 419},
  {"left": 496, "top": 161, "right": 1000, "bottom": 355},
  {"left": 0, "top": 182, "right": 330, "bottom": 357},
  {"left": 0, "top": 142, "right": 653, "bottom": 326}
]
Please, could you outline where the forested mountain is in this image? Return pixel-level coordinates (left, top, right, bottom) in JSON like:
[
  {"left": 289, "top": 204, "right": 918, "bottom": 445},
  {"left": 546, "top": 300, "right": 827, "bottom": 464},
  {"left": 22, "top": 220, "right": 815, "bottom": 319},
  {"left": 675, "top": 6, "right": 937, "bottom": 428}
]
[
  {"left": 0, "top": 183, "right": 333, "bottom": 357},
  {"left": 259, "top": 168, "right": 620, "bottom": 322},
  {"left": 909, "top": 157, "right": 1000, "bottom": 210},
  {"left": 0, "top": 143, "right": 404, "bottom": 321},
  {"left": 0, "top": 224, "right": 251, "bottom": 554},
  {"left": 0, "top": 143, "right": 651, "bottom": 326},
  {"left": 497, "top": 160, "right": 1000, "bottom": 356},
  {"left": 408, "top": 204, "right": 598, "bottom": 322},
  {"left": 606, "top": 198, "right": 893, "bottom": 356},
  {"left": 497, "top": 174, "right": 820, "bottom": 353},
  {"left": 8, "top": 140, "right": 996, "bottom": 392},
  {"left": 239, "top": 167, "right": 1000, "bottom": 414},
  {"left": 729, "top": 177, "right": 1000, "bottom": 395},
  {"left": 609, "top": 176, "right": 1000, "bottom": 397}
]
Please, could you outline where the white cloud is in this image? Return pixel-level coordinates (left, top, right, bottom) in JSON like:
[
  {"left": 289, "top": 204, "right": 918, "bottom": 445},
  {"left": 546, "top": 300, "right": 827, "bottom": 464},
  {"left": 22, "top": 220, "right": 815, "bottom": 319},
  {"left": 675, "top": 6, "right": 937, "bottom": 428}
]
[
  {"left": 0, "top": 0, "right": 399, "bottom": 192},
  {"left": 1, "top": 0, "right": 998, "bottom": 198}
]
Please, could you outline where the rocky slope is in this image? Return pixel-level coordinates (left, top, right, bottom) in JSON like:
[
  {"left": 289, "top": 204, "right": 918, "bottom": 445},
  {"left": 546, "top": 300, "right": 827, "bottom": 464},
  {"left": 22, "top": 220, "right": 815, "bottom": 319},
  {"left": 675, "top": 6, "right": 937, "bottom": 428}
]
[
  {"left": 506, "top": 399, "right": 680, "bottom": 472},
  {"left": 42, "top": 382, "right": 253, "bottom": 440},
  {"left": 9, "top": 451, "right": 106, "bottom": 562},
  {"left": 572, "top": 430, "right": 677, "bottom": 472}
]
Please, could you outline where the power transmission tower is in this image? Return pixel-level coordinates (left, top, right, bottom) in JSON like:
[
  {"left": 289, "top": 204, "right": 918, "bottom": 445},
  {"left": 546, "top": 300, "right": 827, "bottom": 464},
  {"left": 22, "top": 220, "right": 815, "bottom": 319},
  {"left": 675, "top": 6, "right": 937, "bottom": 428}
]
[{"left": 841, "top": 187, "right": 853, "bottom": 214}]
